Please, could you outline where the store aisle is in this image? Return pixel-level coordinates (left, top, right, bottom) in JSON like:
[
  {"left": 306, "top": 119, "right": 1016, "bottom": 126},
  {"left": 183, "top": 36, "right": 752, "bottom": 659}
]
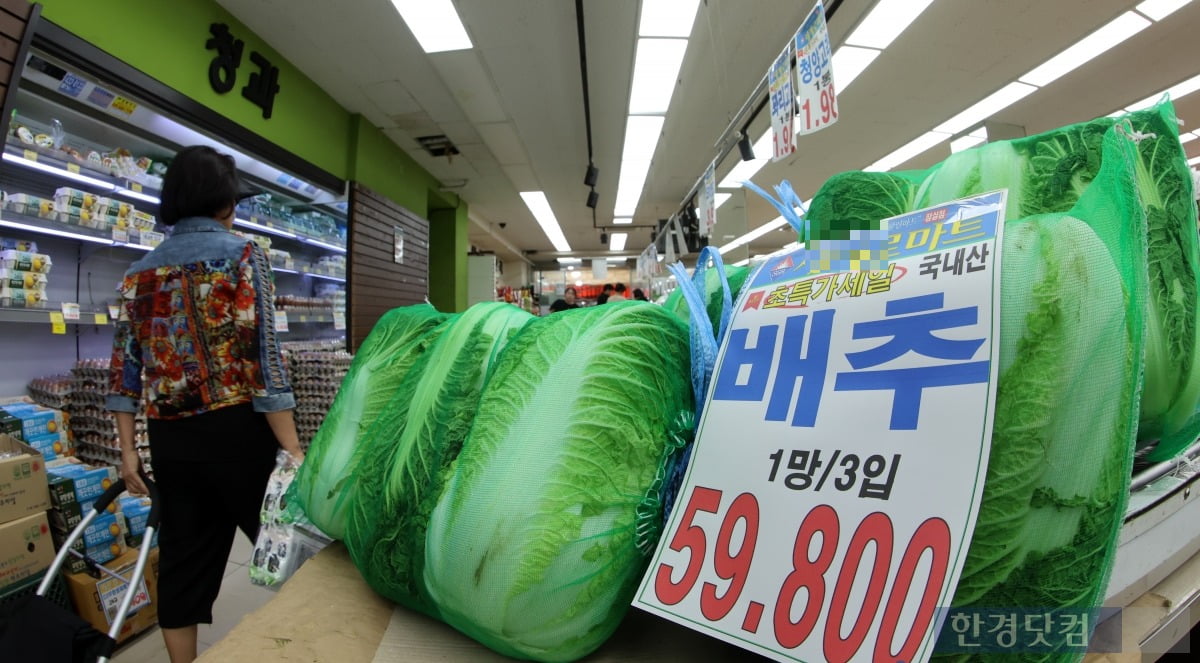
[{"left": 111, "top": 535, "right": 272, "bottom": 663}]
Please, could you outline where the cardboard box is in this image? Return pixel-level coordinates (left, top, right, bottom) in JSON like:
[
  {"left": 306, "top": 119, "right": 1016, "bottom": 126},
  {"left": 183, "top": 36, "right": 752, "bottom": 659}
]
[
  {"left": 0, "top": 511, "right": 53, "bottom": 591},
  {"left": 118, "top": 495, "right": 156, "bottom": 548},
  {"left": 23, "top": 432, "right": 58, "bottom": 462},
  {"left": 47, "top": 460, "right": 118, "bottom": 507},
  {"left": 0, "top": 433, "right": 51, "bottom": 524},
  {"left": 50, "top": 496, "right": 121, "bottom": 531},
  {"left": 58, "top": 536, "right": 126, "bottom": 575},
  {"left": 65, "top": 546, "right": 159, "bottom": 644},
  {"left": 0, "top": 404, "right": 65, "bottom": 439},
  {"left": 51, "top": 510, "right": 127, "bottom": 549}
]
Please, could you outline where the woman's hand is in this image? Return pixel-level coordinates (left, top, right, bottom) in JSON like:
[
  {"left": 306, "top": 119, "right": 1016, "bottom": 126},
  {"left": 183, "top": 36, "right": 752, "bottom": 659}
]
[{"left": 121, "top": 448, "right": 149, "bottom": 496}]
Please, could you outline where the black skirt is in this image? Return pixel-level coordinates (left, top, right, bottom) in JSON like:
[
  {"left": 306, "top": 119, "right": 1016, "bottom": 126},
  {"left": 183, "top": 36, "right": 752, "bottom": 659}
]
[{"left": 147, "top": 403, "right": 278, "bottom": 628}]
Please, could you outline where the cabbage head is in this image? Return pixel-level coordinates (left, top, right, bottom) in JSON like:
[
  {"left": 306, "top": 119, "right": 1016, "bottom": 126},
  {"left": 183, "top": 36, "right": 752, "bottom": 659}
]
[
  {"left": 343, "top": 302, "right": 533, "bottom": 615},
  {"left": 292, "top": 304, "right": 448, "bottom": 539},
  {"left": 663, "top": 263, "right": 751, "bottom": 332},
  {"left": 422, "top": 302, "right": 693, "bottom": 662}
]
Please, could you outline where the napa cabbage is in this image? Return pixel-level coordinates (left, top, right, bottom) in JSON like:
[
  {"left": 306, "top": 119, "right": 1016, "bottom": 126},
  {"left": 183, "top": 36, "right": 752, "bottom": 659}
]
[
  {"left": 292, "top": 304, "right": 448, "bottom": 539},
  {"left": 663, "top": 264, "right": 751, "bottom": 332},
  {"left": 422, "top": 302, "right": 693, "bottom": 662},
  {"left": 343, "top": 303, "right": 533, "bottom": 616}
]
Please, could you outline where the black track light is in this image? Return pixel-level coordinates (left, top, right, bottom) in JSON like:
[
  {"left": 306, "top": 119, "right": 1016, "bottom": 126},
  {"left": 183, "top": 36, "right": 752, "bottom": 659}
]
[
  {"left": 600, "top": 232, "right": 608, "bottom": 244},
  {"left": 737, "top": 132, "right": 755, "bottom": 161},
  {"left": 584, "top": 163, "right": 599, "bottom": 187},
  {"left": 586, "top": 190, "right": 599, "bottom": 209}
]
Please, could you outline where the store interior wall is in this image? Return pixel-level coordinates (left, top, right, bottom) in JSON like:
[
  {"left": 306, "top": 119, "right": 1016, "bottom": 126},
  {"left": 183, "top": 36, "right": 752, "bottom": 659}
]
[
  {"left": 34, "top": 0, "right": 469, "bottom": 304},
  {"left": 428, "top": 204, "right": 468, "bottom": 312}
]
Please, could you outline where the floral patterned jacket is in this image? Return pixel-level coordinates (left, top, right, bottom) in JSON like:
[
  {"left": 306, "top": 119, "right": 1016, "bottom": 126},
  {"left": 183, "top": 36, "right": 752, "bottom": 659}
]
[{"left": 106, "top": 216, "right": 294, "bottom": 419}]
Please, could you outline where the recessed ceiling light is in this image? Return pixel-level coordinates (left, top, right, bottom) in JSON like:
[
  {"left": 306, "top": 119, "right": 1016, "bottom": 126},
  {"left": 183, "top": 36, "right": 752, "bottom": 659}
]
[
  {"left": 629, "top": 39, "right": 689, "bottom": 114},
  {"left": 610, "top": 232, "right": 628, "bottom": 251},
  {"left": 844, "top": 0, "right": 936, "bottom": 50},
  {"left": 719, "top": 216, "right": 789, "bottom": 254},
  {"left": 864, "top": 131, "right": 952, "bottom": 172},
  {"left": 520, "top": 191, "right": 571, "bottom": 252},
  {"left": 714, "top": 192, "right": 732, "bottom": 208},
  {"left": 613, "top": 217, "right": 633, "bottom": 225},
  {"left": 1188, "top": 154, "right": 1200, "bottom": 165},
  {"left": 1180, "top": 132, "right": 1198, "bottom": 144},
  {"left": 614, "top": 116, "right": 665, "bottom": 216},
  {"left": 1018, "top": 12, "right": 1149, "bottom": 87},
  {"left": 832, "top": 46, "right": 882, "bottom": 92},
  {"left": 390, "top": 0, "right": 473, "bottom": 53},
  {"left": 1126, "top": 73, "right": 1200, "bottom": 111},
  {"left": 1135, "top": 0, "right": 1193, "bottom": 21},
  {"left": 639, "top": 0, "right": 701, "bottom": 37},
  {"left": 934, "top": 82, "right": 1039, "bottom": 135}
]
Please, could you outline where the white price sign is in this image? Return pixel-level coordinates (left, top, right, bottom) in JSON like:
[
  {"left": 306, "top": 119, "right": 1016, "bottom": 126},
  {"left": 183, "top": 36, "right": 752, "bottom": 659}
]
[
  {"left": 636, "top": 192, "right": 1007, "bottom": 663},
  {"left": 274, "top": 310, "right": 289, "bottom": 333},
  {"left": 699, "top": 161, "right": 717, "bottom": 238},
  {"left": 769, "top": 46, "right": 795, "bottom": 161},
  {"left": 794, "top": 1, "right": 838, "bottom": 136}
]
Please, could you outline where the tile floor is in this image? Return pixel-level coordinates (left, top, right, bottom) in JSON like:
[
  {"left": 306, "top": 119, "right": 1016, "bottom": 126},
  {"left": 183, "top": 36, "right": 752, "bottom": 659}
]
[{"left": 111, "top": 534, "right": 275, "bottom": 663}]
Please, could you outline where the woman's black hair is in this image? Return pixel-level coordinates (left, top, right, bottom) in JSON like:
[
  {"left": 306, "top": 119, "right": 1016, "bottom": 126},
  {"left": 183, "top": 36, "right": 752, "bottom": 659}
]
[
  {"left": 565, "top": 286, "right": 577, "bottom": 296},
  {"left": 159, "top": 145, "right": 241, "bottom": 226}
]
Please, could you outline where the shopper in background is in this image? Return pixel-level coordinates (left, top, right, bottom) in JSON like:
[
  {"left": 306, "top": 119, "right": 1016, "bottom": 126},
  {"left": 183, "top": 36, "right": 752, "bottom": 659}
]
[
  {"left": 549, "top": 286, "right": 579, "bottom": 313},
  {"left": 106, "top": 146, "right": 304, "bottom": 663},
  {"left": 597, "top": 283, "right": 614, "bottom": 305},
  {"left": 633, "top": 288, "right": 649, "bottom": 302},
  {"left": 609, "top": 283, "right": 629, "bottom": 303}
]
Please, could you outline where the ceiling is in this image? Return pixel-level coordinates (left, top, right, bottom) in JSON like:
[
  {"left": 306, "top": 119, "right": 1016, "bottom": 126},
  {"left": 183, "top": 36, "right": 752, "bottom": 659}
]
[{"left": 216, "top": 0, "right": 1200, "bottom": 267}]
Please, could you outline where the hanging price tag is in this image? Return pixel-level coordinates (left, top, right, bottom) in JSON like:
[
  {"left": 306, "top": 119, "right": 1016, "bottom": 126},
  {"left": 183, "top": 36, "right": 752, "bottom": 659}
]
[
  {"left": 635, "top": 192, "right": 1008, "bottom": 663},
  {"left": 140, "top": 230, "right": 164, "bottom": 247},
  {"left": 274, "top": 310, "right": 289, "bottom": 333},
  {"left": 23, "top": 149, "right": 37, "bottom": 162},
  {"left": 61, "top": 303, "right": 81, "bottom": 321},
  {"left": 698, "top": 161, "right": 717, "bottom": 238},
  {"left": 94, "top": 312, "right": 109, "bottom": 325},
  {"left": 49, "top": 312, "right": 66, "bottom": 335},
  {"left": 131, "top": 182, "right": 143, "bottom": 193},
  {"left": 333, "top": 312, "right": 346, "bottom": 331},
  {"left": 794, "top": 1, "right": 838, "bottom": 136},
  {"left": 67, "top": 163, "right": 81, "bottom": 174},
  {"left": 768, "top": 45, "right": 795, "bottom": 161},
  {"left": 108, "top": 304, "right": 120, "bottom": 321}
]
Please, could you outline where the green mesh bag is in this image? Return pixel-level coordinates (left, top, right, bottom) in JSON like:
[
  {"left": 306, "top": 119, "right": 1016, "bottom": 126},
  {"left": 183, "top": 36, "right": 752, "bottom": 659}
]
[
  {"left": 421, "top": 302, "right": 693, "bottom": 662},
  {"left": 910, "top": 101, "right": 1200, "bottom": 461},
  {"left": 663, "top": 263, "right": 752, "bottom": 331},
  {"left": 342, "top": 302, "right": 533, "bottom": 616},
  {"left": 290, "top": 304, "right": 448, "bottom": 540},
  {"left": 805, "top": 120, "right": 1147, "bottom": 662}
]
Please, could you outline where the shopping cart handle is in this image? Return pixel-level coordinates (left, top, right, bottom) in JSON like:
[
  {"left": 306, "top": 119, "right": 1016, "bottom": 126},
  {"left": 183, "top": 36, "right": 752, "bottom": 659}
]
[{"left": 92, "top": 469, "right": 160, "bottom": 527}]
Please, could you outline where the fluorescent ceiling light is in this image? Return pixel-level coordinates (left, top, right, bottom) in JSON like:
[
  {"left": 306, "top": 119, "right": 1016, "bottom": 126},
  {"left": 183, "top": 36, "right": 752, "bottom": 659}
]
[
  {"left": 845, "top": 0, "right": 936, "bottom": 50},
  {"left": 613, "top": 217, "right": 633, "bottom": 225},
  {"left": 1181, "top": 132, "right": 1199, "bottom": 144},
  {"left": 1136, "top": 0, "right": 1193, "bottom": 21},
  {"left": 718, "top": 131, "right": 772, "bottom": 188},
  {"left": 613, "top": 115, "right": 665, "bottom": 216},
  {"left": 934, "top": 82, "right": 1038, "bottom": 134},
  {"left": 732, "top": 258, "right": 750, "bottom": 267},
  {"left": 3, "top": 153, "right": 116, "bottom": 190},
  {"left": 115, "top": 188, "right": 160, "bottom": 205},
  {"left": 234, "top": 218, "right": 298, "bottom": 239},
  {"left": 832, "top": 46, "right": 881, "bottom": 92},
  {"left": 714, "top": 192, "right": 731, "bottom": 208},
  {"left": 609, "top": 232, "right": 628, "bottom": 251},
  {"left": 628, "top": 39, "right": 689, "bottom": 114},
  {"left": 1127, "top": 73, "right": 1200, "bottom": 110},
  {"left": 391, "top": 0, "right": 473, "bottom": 53},
  {"left": 719, "top": 216, "right": 789, "bottom": 254},
  {"left": 1019, "top": 12, "right": 1150, "bottom": 87},
  {"left": 520, "top": 191, "right": 572, "bottom": 252},
  {"left": 1188, "top": 155, "right": 1200, "bottom": 165},
  {"left": 950, "top": 134, "right": 986, "bottom": 153},
  {"left": 557, "top": 258, "right": 582, "bottom": 264},
  {"left": 639, "top": 0, "right": 701, "bottom": 37},
  {"left": 864, "top": 131, "right": 951, "bottom": 172}
]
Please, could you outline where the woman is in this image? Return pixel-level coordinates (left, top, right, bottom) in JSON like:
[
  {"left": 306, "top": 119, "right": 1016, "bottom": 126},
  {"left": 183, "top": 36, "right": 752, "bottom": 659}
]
[
  {"left": 549, "top": 286, "right": 579, "bottom": 313},
  {"left": 107, "top": 146, "right": 303, "bottom": 663},
  {"left": 633, "top": 288, "right": 649, "bottom": 302}
]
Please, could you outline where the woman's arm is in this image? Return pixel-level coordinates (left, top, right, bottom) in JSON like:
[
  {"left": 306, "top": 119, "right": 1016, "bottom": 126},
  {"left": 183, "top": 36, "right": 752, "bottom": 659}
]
[{"left": 107, "top": 281, "right": 149, "bottom": 494}]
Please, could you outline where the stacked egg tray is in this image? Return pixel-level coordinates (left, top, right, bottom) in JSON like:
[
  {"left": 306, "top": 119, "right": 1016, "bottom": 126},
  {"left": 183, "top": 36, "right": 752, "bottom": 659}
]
[
  {"left": 66, "top": 359, "right": 151, "bottom": 475},
  {"left": 284, "top": 350, "right": 351, "bottom": 451}
]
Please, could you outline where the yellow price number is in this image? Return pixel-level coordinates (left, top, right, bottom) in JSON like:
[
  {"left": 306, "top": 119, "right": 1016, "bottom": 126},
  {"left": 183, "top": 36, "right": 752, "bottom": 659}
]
[
  {"left": 49, "top": 312, "right": 66, "bottom": 335},
  {"left": 111, "top": 96, "right": 138, "bottom": 115}
]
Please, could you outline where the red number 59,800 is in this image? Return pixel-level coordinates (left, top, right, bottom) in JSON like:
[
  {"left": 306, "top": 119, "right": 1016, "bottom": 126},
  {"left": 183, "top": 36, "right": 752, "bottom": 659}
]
[{"left": 653, "top": 486, "right": 951, "bottom": 663}]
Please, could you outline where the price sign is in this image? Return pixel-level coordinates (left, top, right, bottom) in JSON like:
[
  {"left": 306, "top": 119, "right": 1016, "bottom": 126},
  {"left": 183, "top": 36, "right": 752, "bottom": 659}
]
[
  {"left": 794, "top": 1, "right": 837, "bottom": 136},
  {"left": 49, "top": 312, "right": 66, "bottom": 335},
  {"left": 140, "top": 230, "right": 164, "bottom": 247},
  {"left": 274, "top": 310, "right": 289, "bottom": 333},
  {"left": 110, "top": 96, "right": 138, "bottom": 116},
  {"left": 768, "top": 45, "right": 795, "bottom": 161},
  {"left": 333, "top": 312, "right": 347, "bottom": 331},
  {"left": 130, "top": 182, "right": 144, "bottom": 193},
  {"left": 112, "top": 227, "right": 130, "bottom": 243},
  {"left": 94, "top": 312, "right": 109, "bottom": 325},
  {"left": 636, "top": 192, "right": 1008, "bottom": 663},
  {"left": 107, "top": 304, "right": 120, "bottom": 321},
  {"left": 22, "top": 149, "right": 37, "bottom": 162},
  {"left": 698, "top": 161, "right": 717, "bottom": 238},
  {"left": 61, "top": 303, "right": 81, "bottom": 321},
  {"left": 67, "top": 163, "right": 81, "bottom": 174}
]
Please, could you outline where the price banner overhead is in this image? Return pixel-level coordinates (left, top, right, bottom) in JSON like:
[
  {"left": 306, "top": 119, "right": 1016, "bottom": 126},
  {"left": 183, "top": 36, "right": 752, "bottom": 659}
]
[
  {"left": 794, "top": 1, "right": 837, "bottom": 136},
  {"left": 769, "top": 45, "right": 795, "bottom": 161},
  {"left": 635, "top": 191, "right": 1008, "bottom": 663}
]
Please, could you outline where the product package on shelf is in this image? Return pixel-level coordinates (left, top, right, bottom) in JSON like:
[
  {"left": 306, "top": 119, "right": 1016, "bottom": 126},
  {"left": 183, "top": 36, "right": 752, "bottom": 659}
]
[
  {"left": 3, "top": 193, "right": 56, "bottom": 220},
  {"left": 276, "top": 294, "right": 336, "bottom": 318},
  {"left": 250, "top": 449, "right": 332, "bottom": 587},
  {"left": 0, "top": 249, "right": 51, "bottom": 307},
  {"left": 45, "top": 456, "right": 127, "bottom": 573},
  {"left": 314, "top": 254, "right": 346, "bottom": 278},
  {"left": 27, "top": 375, "right": 72, "bottom": 410},
  {"left": 268, "top": 248, "right": 293, "bottom": 270},
  {"left": 0, "top": 236, "right": 38, "bottom": 252},
  {"left": 282, "top": 348, "right": 351, "bottom": 450},
  {"left": 0, "top": 402, "right": 71, "bottom": 460},
  {"left": 66, "top": 359, "right": 150, "bottom": 474}
]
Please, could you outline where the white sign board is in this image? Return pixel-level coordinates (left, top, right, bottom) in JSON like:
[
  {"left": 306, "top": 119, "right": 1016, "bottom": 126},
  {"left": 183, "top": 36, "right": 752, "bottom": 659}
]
[{"left": 794, "top": 1, "right": 838, "bottom": 136}]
